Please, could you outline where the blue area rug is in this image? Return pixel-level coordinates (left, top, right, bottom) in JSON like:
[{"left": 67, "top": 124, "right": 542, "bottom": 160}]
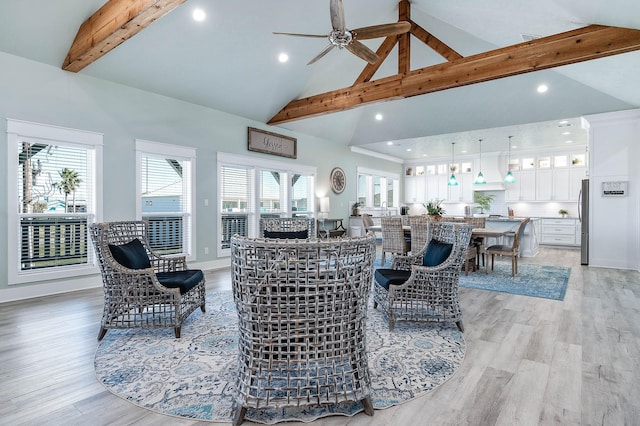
[
  {"left": 375, "top": 256, "right": 569, "bottom": 301},
  {"left": 94, "top": 291, "right": 465, "bottom": 423},
  {"left": 459, "top": 261, "right": 570, "bottom": 300}
]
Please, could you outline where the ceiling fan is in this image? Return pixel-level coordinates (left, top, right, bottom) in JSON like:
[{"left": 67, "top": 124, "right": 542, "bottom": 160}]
[{"left": 274, "top": 0, "right": 411, "bottom": 65}]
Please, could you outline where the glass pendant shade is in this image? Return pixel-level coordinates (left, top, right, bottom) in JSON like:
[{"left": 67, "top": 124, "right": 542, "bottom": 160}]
[
  {"left": 475, "top": 138, "right": 486, "bottom": 184},
  {"left": 504, "top": 135, "right": 516, "bottom": 184},
  {"left": 448, "top": 142, "right": 458, "bottom": 186}
]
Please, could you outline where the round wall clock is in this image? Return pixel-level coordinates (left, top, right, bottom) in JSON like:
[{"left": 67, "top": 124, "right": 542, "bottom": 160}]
[{"left": 330, "top": 167, "right": 346, "bottom": 194}]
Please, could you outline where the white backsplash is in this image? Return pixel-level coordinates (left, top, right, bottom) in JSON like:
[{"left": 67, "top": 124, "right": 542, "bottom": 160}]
[{"left": 405, "top": 190, "right": 579, "bottom": 219}]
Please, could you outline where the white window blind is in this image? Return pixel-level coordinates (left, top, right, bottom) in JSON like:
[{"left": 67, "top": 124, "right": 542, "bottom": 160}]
[
  {"left": 136, "top": 140, "right": 195, "bottom": 259},
  {"left": 292, "top": 174, "right": 312, "bottom": 215},
  {"left": 17, "top": 141, "right": 93, "bottom": 270},
  {"left": 7, "top": 119, "right": 103, "bottom": 285},
  {"left": 220, "top": 165, "right": 253, "bottom": 249}
]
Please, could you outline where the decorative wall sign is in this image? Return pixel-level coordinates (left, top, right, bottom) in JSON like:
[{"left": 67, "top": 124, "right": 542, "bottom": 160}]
[
  {"left": 602, "top": 181, "right": 628, "bottom": 197},
  {"left": 248, "top": 127, "right": 297, "bottom": 159},
  {"left": 330, "top": 167, "right": 346, "bottom": 194}
]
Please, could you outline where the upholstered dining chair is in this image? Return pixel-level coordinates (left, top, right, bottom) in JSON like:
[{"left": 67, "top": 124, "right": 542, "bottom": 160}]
[
  {"left": 485, "top": 217, "right": 531, "bottom": 276},
  {"left": 373, "top": 222, "right": 472, "bottom": 332},
  {"left": 259, "top": 217, "right": 314, "bottom": 239},
  {"left": 361, "top": 213, "right": 375, "bottom": 233},
  {"left": 408, "top": 215, "right": 430, "bottom": 254},
  {"left": 464, "top": 217, "right": 487, "bottom": 268},
  {"left": 380, "top": 215, "right": 410, "bottom": 266},
  {"left": 230, "top": 234, "right": 376, "bottom": 425},
  {"left": 90, "top": 220, "right": 206, "bottom": 341}
]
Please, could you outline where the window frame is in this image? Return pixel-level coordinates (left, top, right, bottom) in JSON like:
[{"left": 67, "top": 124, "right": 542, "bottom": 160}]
[
  {"left": 135, "top": 139, "right": 196, "bottom": 261},
  {"left": 6, "top": 119, "right": 103, "bottom": 285},
  {"left": 217, "top": 153, "right": 316, "bottom": 257},
  {"left": 356, "top": 166, "right": 400, "bottom": 209}
]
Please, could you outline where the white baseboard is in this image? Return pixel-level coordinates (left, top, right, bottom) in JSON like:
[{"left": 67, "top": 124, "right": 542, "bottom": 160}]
[{"left": 0, "top": 258, "right": 231, "bottom": 304}]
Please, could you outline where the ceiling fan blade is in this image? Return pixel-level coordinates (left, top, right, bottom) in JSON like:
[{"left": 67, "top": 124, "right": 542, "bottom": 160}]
[
  {"left": 352, "top": 21, "right": 412, "bottom": 40},
  {"left": 346, "top": 40, "right": 379, "bottom": 64},
  {"left": 307, "top": 44, "right": 336, "bottom": 65},
  {"left": 330, "top": 0, "right": 346, "bottom": 31},
  {"left": 273, "top": 32, "right": 327, "bottom": 38}
]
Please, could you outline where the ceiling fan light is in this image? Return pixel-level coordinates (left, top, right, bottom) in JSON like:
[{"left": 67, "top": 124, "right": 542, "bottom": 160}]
[
  {"left": 475, "top": 171, "right": 486, "bottom": 184},
  {"left": 504, "top": 171, "right": 516, "bottom": 183}
]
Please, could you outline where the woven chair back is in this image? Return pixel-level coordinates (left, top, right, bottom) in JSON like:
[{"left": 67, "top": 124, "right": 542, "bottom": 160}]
[
  {"left": 408, "top": 215, "right": 430, "bottom": 254},
  {"left": 230, "top": 234, "right": 376, "bottom": 414},
  {"left": 259, "top": 217, "right": 314, "bottom": 237}
]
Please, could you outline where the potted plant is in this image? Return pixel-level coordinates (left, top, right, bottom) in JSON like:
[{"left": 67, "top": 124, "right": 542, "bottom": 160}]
[
  {"left": 423, "top": 199, "right": 445, "bottom": 219},
  {"left": 351, "top": 202, "right": 361, "bottom": 216},
  {"left": 559, "top": 209, "right": 568, "bottom": 218},
  {"left": 474, "top": 192, "right": 494, "bottom": 217}
]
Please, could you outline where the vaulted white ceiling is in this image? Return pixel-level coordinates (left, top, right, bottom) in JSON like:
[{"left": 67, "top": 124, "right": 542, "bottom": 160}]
[{"left": 0, "top": 0, "right": 638, "bottom": 159}]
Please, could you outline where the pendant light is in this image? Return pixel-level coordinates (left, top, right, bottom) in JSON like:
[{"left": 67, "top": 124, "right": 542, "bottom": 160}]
[
  {"left": 504, "top": 135, "right": 516, "bottom": 183},
  {"left": 448, "top": 142, "right": 458, "bottom": 186},
  {"left": 474, "top": 138, "right": 486, "bottom": 184}
]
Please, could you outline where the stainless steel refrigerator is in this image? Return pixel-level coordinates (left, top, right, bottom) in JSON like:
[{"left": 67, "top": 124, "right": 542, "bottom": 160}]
[{"left": 579, "top": 179, "right": 589, "bottom": 265}]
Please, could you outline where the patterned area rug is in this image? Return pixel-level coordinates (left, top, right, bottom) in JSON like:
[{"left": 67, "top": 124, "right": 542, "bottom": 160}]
[
  {"left": 459, "top": 261, "right": 570, "bottom": 300},
  {"left": 94, "top": 291, "right": 465, "bottom": 423}
]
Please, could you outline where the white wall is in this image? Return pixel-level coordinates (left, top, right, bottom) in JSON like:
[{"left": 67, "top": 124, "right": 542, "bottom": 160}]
[
  {"left": 583, "top": 109, "right": 640, "bottom": 270},
  {"left": 0, "top": 51, "right": 401, "bottom": 301}
]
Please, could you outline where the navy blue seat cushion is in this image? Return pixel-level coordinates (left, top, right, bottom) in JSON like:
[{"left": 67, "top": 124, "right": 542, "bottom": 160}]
[
  {"left": 423, "top": 239, "right": 453, "bottom": 266},
  {"left": 374, "top": 268, "right": 411, "bottom": 290},
  {"left": 375, "top": 239, "right": 454, "bottom": 290},
  {"left": 264, "top": 230, "right": 308, "bottom": 239},
  {"left": 156, "top": 269, "right": 205, "bottom": 294},
  {"left": 108, "top": 238, "right": 151, "bottom": 269}
]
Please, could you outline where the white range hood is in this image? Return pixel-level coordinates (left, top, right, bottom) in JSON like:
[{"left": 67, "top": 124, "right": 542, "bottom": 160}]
[{"left": 472, "top": 182, "right": 505, "bottom": 191}]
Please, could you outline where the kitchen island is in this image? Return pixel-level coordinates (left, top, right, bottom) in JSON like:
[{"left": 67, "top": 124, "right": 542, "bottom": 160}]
[{"left": 484, "top": 217, "right": 539, "bottom": 258}]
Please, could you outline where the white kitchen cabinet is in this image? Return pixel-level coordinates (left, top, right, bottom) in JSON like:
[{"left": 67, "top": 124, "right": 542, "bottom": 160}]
[
  {"left": 426, "top": 174, "right": 448, "bottom": 201},
  {"left": 552, "top": 168, "right": 571, "bottom": 200},
  {"left": 536, "top": 169, "right": 553, "bottom": 200},
  {"left": 448, "top": 173, "right": 473, "bottom": 202},
  {"left": 505, "top": 170, "right": 536, "bottom": 201},
  {"left": 570, "top": 167, "right": 587, "bottom": 201},
  {"left": 404, "top": 175, "right": 426, "bottom": 203},
  {"left": 539, "top": 218, "right": 579, "bottom": 246}
]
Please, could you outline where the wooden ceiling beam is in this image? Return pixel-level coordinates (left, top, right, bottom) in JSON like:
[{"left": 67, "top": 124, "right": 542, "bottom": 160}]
[
  {"left": 410, "top": 20, "right": 463, "bottom": 62},
  {"left": 63, "top": 0, "right": 187, "bottom": 73},
  {"left": 268, "top": 25, "right": 640, "bottom": 125},
  {"left": 354, "top": 35, "right": 399, "bottom": 84}
]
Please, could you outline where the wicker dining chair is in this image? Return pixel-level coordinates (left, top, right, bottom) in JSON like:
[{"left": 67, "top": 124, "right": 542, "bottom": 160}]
[
  {"left": 230, "top": 234, "right": 377, "bottom": 425},
  {"left": 408, "top": 215, "right": 430, "bottom": 254},
  {"left": 373, "top": 222, "right": 472, "bottom": 332},
  {"left": 380, "top": 216, "right": 410, "bottom": 266},
  {"left": 259, "top": 217, "right": 314, "bottom": 239},
  {"left": 485, "top": 217, "right": 531, "bottom": 276},
  {"left": 90, "top": 220, "right": 206, "bottom": 341}
]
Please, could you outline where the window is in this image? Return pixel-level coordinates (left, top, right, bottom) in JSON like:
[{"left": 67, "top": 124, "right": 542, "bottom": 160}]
[
  {"left": 136, "top": 140, "right": 195, "bottom": 259},
  {"left": 217, "top": 153, "right": 316, "bottom": 254},
  {"left": 356, "top": 167, "right": 400, "bottom": 210},
  {"left": 7, "top": 119, "right": 103, "bottom": 284}
]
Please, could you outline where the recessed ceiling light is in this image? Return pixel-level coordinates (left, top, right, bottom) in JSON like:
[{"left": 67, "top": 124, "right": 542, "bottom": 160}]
[
  {"left": 192, "top": 8, "right": 206, "bottom": 21},
  {"left": 386, "top": 141, "right": 393, "bottom": 146},
  {"left": 558, "top": 120, "right": 571, "bottom": 127},
  {"left": 278, "top": 53, "right": 289, "bottom": 63},
  {"left": 565, "top": 140, "right": 573, "bottom": 144},
  {"left": 406, "top": 148, "right": 412, "bottom": 152},
  {"left": 423, "top": 154, "right": 427, "bottom": 157},
  {"left": 461, "top": 150, "right": 467, "bottom": 154},
  {"left": 562, "top": 131, "right": 571, "bottom": 135},
  {"left": 537, "top": 84, "right": 548, "bottom": 93},
  {"left": 375, "top": 113, "right": 383, "bottom": 121}
]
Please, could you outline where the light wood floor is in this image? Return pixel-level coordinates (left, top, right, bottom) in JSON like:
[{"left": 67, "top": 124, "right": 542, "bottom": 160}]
[{"left": 2, "top": 247, "right": 639, "bottom": 425}]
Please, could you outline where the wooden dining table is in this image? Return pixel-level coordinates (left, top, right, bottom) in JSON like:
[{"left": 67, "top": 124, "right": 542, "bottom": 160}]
[{"left": 367, "top": 225, "right": 507, "bottom": 241}]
